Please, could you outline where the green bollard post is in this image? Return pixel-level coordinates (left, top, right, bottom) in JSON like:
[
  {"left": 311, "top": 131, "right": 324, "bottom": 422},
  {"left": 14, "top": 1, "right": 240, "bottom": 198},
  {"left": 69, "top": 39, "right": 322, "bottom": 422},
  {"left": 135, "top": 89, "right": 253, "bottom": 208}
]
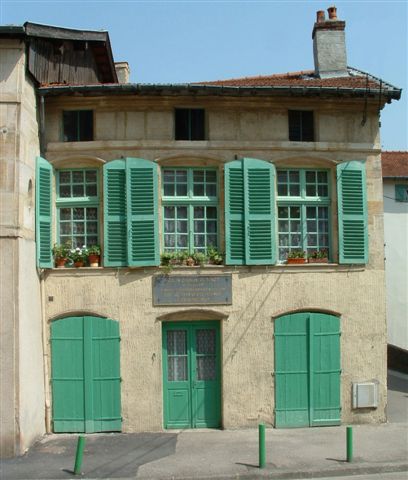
[
  {"left": 346, "top": 426, "right": 353, "bottom": 463},
  {"left": 74, "top": 435, "right": 85, "bottom": 475},
  {"left": 259, "top": 423, "right": 266, "bottom": 469}
]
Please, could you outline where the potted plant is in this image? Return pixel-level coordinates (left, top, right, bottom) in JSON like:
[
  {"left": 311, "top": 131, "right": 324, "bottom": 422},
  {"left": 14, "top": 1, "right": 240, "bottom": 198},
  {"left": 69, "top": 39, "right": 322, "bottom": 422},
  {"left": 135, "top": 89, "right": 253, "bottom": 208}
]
[
  {"left": 52, "top": 241, "right": 71, "bottom": 268},
  {"left": 192, "top": 251, "right": 206, "bottom": 266},
  {"left": 69, "top": 245, "right": 88, "bottom": 268},
  {"left": 308, "top": 249, "right": 329, "bottom": 263},
  {"left": 87, "top": 244, "right": 101, "bottom": 267},
  {"left": 286, "top": 249, "right": 307, "bottom": 264},
  {"left": 207, "top": 246, "right": 224, "bottom": 265}
]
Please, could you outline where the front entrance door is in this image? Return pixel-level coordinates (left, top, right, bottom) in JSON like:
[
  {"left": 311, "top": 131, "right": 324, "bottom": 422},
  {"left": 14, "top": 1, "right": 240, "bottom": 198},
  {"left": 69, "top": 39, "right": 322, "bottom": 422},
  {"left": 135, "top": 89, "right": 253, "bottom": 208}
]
[
  {"left": 162, "top": 321, "right": 221, "bottom": 429},
  {"left": 51, "top": 316, "right": 121, "bottom": 433},
  {"left": 275, "top": 312, "right": 341, "bottom": 428}
]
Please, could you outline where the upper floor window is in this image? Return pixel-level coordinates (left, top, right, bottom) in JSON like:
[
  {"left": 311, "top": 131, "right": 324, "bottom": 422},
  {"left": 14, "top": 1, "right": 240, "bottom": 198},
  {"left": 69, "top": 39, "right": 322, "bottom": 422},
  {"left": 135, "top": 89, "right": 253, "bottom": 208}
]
[
  {"left": 63, "top": 110, "right": 93, "bottom": 142},
  {"left": 56, "top": 169, "right": 99, "bottom": 248},
  {"left": 395, "top": 184, "right": 408, "bottom": 202},
  {"left": 288, "top": 110, "right": 314, "bottom": 142},
  {"left": 162, "top": 168, "right": 217, "bottom": 252},
  {"left": 277, "top": 169, "right": 330, "bottom": 261},
  {"left": 175, "top": 108, "right": 205, "bottom": 140}
]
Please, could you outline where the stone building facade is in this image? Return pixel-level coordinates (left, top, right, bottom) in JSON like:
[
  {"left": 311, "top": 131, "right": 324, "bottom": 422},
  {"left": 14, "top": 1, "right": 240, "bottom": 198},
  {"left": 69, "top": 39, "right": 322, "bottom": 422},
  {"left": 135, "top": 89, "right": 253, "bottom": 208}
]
[{"left": 0, "top": 8, "right": 401, "bottom": 457}]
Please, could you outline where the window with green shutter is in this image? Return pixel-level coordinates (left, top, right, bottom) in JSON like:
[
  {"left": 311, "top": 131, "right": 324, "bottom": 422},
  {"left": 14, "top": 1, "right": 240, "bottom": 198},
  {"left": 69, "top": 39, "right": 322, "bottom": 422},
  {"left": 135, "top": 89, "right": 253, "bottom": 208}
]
[
  {"left": 277, "top": 169, "right": 330, "bottom": 262},
  {"left": 162, "top": 168, "right": 218, "bottom": 253},
  {"left": 395, "top": 184, "right": 408, "bottom": 202},
  {"left": 225, "top": 158, "right": 276, "bottom": 265}
]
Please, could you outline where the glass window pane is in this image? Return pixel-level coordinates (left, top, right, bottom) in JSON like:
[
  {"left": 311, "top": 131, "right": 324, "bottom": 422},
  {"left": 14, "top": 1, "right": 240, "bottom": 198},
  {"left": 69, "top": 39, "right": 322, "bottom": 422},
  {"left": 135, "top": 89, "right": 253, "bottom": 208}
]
[
  {"left": 278, "top": 184, "right": 288, "bottom": 196},
  {"left": 72, "top": 171, "right": 84, "bottom": 183},
  {"left": 290, "top": 234, "right": 301, "bottom": 246},
  {"left": 73, "top": 184, "right": 84, "bottom": 197},
  {"left": 60, "top": 223, "right": 71, "bottom": 235},
  {"left": 279, "top": 247, "right": 288, "bottom": 261},
  {"left": 291, "top": 206, "right": 300, "bottom": 218},
  {"left": 193, "top": 184, "right": 205, "bottom": 196},
  {"left": 306, "top": 171, "right": 315, "bottom": 182},
  {"left": 290, "top": 220, "right": 301, "bottom": 232},
  {"left": 86, "top": 222, "right": 97, "bottom": 234},
  {"left": 306, "top": 184, "right": 316, "bottom": 196},
  {"left": 60, "top": 236, "right": 71, "bottom": 245},
  {"left": 279, "top": 234, "right": 289, "bottom": 246},
  {"left": 194, "top": 220, "right": 205, "bottom": 233},
  {"left": 318, "top": 171, "right": 328, "bottom": 183},
  {"left": 177, "top": 235, "right": 188, "bottom": 248},
  {"left": 207, "top": 207, "right": 217, "bottom": 219},
  {"left": 73, "top": 208, "right": 84, "bottom": 220},
  {"left": 86, "top": 184, "right": 97, "bottom": 196},
  {"left": 167, "top": 330, "right": 187, "bottom": 355},
  {"left": 194, "top": 206, "right": 204, "bottom": 219},
  {"left": 206, "top": 184, "right": 217, "bottom": 197},
  {"left": 164, "top": 220, "right": 175, "bottom": 233},
  {"left": 177, "top": 220, "right": 188, "bottom": 233},
  {"left": 207, "top": 235, "right": 217, "bottom": 246},
  {"left": 278, "top": 220, "right": 289, "bottom": 232},
  {"left": 318, "top": 185, "right": 328, "bottom": 197},
  {"left": 193, "top": 171, "right": 204, "bottom": 182},
  {"left": 176, "top": 170, "right": 187, "bottom": 182},
  {"left": 318, "top": 220, "right": 328, "bottom": 233},
  {"left": 197, "top": 357, "right": 216, "bottom": 381},
  {"left": 307, "top": 234, "right": 317, "bottom": 246},
  {"left": 207, "top": 221, "right": 217, "bottom": 233},
  {"left": 164, "top": 184, "right": 174, "bottom": 196},
  {"left": 307, "top": 220, "right": 317, "bottom": 232},
  {"left": 306, "top": 206, "right": 316, "bottom": 218},
  {"left": 164, "top": 206, "right": 175, "bottom": 219},
  {"left": 164, "top": 170, "right": 175, "bottom": 183},
  {"left": 88, "top": 236, "right": 98, "bottom": 246},
  {"left": 206, "top": 171, "right": 216, "bottom": 182},
  {"left": 86, "top": 208, "right": 97, "bottom": 220},
  {"left": 176, "top": 184, "right": 187, "bottom": 196},
  {"left": 73, "top": 222, "right": 84, "bottom": 234},
  {"left": 59, "top": 185, "right": 71, "bottom": 198},
  {"left": 178, "top": 206, "right": 187, "bottom": 218},
  {"left": 73, "top": 237, "right": 85, "bottom": 248},
  {"left": 289, "top": 184, "right": 300, "bottom": 196},
  {"left": 60, "top": 208, "right": 71, "bottom": 220},
  {"left": 289, "top": 171, "right": 300, "bottom": 183},
  {"left": 197, "top": 329, "right": 215, "bottom": 354},
  {"left": 168, "top": 357, "right": 187, "bottom": 382},
  {"left": 278, "top": 206, "right": 288, "bottom": 218},
  {"left": 85, "top": 170, "right": 97, "bottom": 182},
  {"left": 277, "top": 171, "right": 287, "bottom": 183},
  {"left": 318, "top": 207, "right": 329, "bottom": 219},
  {"left": 165, "top": 234, "right": 175, "bottom": 248},
  {"left": 194, "top": 235, "right": 205, "bottom": 247},
  {"left": 59, "top": 171, "right": 71, "bottom": 184}
]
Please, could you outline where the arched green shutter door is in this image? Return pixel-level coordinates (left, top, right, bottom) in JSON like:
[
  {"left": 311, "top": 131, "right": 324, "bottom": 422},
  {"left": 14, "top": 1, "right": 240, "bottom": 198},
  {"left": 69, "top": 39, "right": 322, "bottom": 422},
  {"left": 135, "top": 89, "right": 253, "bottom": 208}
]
[
  {"left": 103, "top": 160, "right": 127, "bottom": 266},
  {"left": 225, "top": 158, "right": 276, "bottom": 265},
  {"left": 126, "top": 158, "right": 159, "bottom": 266},
  {"left": 275, "top": 312, "right": 340, "bottom": 428},
  {"left": 51, "top": 316, "right": 121, "bottom": 433},
  {"left": 337, "top": 160, "right": 368, "bottom": 264},
  {"left": 36, "top": 156, "right": 53, "bottom": 268}
]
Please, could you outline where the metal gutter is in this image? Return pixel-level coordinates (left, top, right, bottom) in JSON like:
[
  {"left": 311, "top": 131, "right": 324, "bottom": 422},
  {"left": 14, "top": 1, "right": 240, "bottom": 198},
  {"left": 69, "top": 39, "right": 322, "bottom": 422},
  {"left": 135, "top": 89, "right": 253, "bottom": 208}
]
[{"left": 37, "top": 82, "right": 401, "bottom": 100}]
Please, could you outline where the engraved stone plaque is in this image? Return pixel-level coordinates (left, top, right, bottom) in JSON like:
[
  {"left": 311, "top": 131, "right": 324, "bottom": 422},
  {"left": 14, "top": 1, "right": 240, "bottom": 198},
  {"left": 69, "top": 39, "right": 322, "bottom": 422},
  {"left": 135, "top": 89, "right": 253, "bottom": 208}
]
[{"left": 153, "top": 274, "right": 232, "bottom": 306}]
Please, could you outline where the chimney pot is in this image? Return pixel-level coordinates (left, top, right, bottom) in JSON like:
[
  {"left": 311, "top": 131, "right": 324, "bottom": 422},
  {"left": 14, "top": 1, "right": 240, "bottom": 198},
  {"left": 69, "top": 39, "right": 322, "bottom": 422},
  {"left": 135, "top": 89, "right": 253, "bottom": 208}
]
[
  {"left": 327, "top": 6, "right": 337, "bottom": 20},
  {"left": 115, "top": 61, "right": 130, "bottom": 84},
  {"left": 316, "top": 10, "right": 326, "bottom": 23}
]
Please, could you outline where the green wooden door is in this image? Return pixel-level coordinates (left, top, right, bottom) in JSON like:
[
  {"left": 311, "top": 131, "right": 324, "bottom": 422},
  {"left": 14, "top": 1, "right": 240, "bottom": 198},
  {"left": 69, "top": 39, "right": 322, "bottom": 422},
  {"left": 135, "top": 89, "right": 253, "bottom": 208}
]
[
  {"left": 162, "top": 321, "right": 221, "bottom": 429},
  {"left": 275, "top": 312, "right": 340, "bottom": 428},
  {"left": 51, "top": 316, "right": 121, "bottom": 433}
]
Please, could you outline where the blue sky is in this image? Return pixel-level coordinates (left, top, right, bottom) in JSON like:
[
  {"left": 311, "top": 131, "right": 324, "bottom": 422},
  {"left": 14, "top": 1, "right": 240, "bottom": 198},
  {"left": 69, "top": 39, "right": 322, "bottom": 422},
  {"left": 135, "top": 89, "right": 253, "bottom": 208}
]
[{"left": 1, "top": 0, "right": 406, "bottom": 150}]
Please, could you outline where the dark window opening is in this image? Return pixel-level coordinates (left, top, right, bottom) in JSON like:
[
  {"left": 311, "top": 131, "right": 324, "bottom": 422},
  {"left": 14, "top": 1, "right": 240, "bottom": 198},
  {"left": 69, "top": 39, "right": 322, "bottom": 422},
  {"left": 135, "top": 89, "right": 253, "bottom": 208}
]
[
  {"left": 288, "top": 110, "right": 314, "bottom": 142},
  {"left": 63, "top": 110, "right": 93, "bottom": 142},
  {"left": 175, "top": 108, "right": 205, "bottom": 140}
]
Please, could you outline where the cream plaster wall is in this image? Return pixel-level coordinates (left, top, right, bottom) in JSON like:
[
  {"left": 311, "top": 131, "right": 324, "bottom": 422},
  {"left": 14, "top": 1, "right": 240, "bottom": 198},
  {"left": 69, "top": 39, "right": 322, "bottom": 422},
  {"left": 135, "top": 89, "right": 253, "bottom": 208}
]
[
  {"left": 0, "top": 39, "right": 44, "bottom": 457},
  {"left": 44, "top": 264, "right": 387, "bottom": 430},
  {"left": 383, "top": 181, "right": 408, "bottom": 351}
]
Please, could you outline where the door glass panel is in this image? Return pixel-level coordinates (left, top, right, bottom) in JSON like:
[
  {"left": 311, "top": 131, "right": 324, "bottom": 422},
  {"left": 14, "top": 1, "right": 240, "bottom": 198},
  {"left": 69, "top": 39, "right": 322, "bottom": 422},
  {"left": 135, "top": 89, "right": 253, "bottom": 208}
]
[
  {"left": 196, "top": 329, "right": 216, "bottom": 381},
  {"left": 167, "top": 330, "right": 188, "bottom": 381}
]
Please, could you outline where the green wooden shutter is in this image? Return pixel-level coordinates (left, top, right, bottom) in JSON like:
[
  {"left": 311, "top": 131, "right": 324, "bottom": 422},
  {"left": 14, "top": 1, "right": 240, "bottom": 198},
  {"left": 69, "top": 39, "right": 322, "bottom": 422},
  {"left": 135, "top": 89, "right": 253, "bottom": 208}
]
[
  {"left": 126, "top": 158, "right": 159, "bottom": 266},
  {"left": 337, "top": 161, "right": 368, "bottom": 264},
  {"left": 244, "top": 158, "right": 276, "bottom": 265},
  {"left": 103, "top": 160, "right": 127, "bottom": 266},
  {"left": 36, "top": 156, "right": 53, "bottom": 268},
  {"left": 225, "top": 160, "right": 245, "bottom": 264}
]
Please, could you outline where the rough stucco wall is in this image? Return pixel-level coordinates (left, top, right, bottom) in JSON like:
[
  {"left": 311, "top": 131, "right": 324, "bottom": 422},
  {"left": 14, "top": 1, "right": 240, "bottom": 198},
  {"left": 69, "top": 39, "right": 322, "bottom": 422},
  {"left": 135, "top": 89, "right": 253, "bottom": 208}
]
[
  {"left": 0, "top": 39, "right": 44, "bottom": 457},
  {"left": 44, "top": 264, "right": 387, "bottom": 430},
  {"left": 383, "top": 181, "right": 408, "bottom": 350}
]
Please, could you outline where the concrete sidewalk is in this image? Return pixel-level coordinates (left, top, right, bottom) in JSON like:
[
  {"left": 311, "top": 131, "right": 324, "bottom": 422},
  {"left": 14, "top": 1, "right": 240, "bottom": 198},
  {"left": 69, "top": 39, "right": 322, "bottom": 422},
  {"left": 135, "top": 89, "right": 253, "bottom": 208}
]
[{"left": 1, "top": 423, "right": 407, "bottom": 480}]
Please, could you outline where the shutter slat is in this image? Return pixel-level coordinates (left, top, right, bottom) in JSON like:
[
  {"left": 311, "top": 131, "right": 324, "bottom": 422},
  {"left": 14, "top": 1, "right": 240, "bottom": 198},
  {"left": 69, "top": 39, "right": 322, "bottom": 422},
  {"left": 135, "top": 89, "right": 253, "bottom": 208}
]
[
  {"left": 337, "top": 161, "right": 368, "bottom": 264},
  {"left": 225, "top": 161, "right": 245, "bottom": 264},
  {"left": 36, "top": 156, "right": 53, "bottom": 268},
  {"left": 103, "top": 160, "right": 127, "bottom": 266},
  {"left": 126, "top": 158, "right": 159, "bottom": 266}
]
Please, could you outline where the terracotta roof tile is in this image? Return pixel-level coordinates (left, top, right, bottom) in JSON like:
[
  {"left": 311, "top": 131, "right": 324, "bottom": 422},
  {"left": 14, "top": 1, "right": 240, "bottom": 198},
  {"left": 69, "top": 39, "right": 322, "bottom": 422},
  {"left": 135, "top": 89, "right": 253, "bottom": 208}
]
[
  {"left": 382, "top": 151, "right": 408, "bottom": 177},
  {"left": 195, "top": 68, "right": 396, "bottom": 91}
]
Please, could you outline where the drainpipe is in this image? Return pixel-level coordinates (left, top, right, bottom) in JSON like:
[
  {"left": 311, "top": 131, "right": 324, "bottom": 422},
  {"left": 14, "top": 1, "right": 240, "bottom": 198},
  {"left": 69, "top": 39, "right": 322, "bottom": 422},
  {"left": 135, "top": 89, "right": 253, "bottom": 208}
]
[{"left": 39, "top": 269, "right": 52, "bottom": 433}]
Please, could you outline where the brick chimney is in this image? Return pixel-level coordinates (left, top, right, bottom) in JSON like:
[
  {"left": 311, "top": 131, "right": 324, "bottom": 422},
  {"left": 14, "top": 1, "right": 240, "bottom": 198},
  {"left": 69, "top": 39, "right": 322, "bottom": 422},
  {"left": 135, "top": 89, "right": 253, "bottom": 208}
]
[
  {"left": 312, "top": 6, "right": 348, "bottom": 78},
  {"left": 115, "top": 62, "right": 130, "bottom": 83}
]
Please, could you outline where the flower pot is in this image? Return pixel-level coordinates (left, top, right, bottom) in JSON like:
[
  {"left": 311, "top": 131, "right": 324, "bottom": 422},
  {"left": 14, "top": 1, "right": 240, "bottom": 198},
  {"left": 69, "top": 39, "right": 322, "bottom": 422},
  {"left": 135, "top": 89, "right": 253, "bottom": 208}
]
[
  {"left": 287, "top": 258, "right": 307, "bottom": 264},
  {"left": 74, "top": 261, "right": 84, "bottom": 268},
  {"left": 308, "top": 257, "right": 328, "bottom": 263},
  {"left": 88, "top": 254, "right": 100, "bottom": 267},
  {"left": 55, "top": 257, "right": 67, "bottom": 268}
]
